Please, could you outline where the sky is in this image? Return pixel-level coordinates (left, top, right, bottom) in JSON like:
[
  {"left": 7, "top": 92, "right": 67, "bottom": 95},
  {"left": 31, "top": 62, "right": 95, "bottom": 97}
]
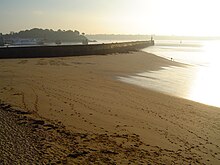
[{"left": 1, "top": 0, "right": 220, "bottom": 36}]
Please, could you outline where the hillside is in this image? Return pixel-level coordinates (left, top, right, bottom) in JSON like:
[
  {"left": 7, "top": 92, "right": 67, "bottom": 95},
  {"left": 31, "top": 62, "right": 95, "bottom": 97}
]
[{"left": 3, "top": 28, "right": 87, "bottom": 43}]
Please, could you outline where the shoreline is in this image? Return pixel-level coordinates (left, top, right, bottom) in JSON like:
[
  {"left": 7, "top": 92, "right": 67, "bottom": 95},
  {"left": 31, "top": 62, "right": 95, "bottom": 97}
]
[{"left": 0, "top": 51, "right": 220, "bottom": 164}]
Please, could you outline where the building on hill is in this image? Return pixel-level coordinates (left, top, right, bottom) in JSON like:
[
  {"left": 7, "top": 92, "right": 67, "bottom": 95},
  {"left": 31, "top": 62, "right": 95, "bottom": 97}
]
[
  {"left": 0, "top": 33, "right": 4, "bottom": 46},
  {"left": 82, "top": 38, "right": 88, "bottom": 45}
]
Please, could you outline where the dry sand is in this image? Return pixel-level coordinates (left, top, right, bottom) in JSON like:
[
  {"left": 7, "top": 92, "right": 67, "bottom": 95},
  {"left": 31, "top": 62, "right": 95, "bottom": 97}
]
[{"left": 0, "top": 51, "right": 220, "bottom": 164}]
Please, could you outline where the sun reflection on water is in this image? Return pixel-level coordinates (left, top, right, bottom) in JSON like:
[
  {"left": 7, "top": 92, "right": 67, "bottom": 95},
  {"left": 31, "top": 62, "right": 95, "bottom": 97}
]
[
  {"left": 119, "top": 40, "right": 220, "bottom": 108},
  {"left": 189, "top": 41, "right": 220, "bottom": 107}
]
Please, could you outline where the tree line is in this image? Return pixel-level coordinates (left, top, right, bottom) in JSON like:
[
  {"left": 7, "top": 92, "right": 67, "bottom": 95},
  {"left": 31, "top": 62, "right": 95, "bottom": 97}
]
[{"left": 3, "top": 28, "right": 87, "bottom": 43}]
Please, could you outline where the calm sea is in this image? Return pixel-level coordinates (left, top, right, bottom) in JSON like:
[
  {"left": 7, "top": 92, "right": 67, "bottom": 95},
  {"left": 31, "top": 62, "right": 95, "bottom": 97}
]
[{"left": 118, "top": 40, "right": 220, "bottom": 108}]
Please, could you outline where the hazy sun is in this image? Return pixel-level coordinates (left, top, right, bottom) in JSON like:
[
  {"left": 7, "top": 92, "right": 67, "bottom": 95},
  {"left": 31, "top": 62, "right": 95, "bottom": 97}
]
[{"left": 108, "top": 0, "right": 220, "bottom": 35}]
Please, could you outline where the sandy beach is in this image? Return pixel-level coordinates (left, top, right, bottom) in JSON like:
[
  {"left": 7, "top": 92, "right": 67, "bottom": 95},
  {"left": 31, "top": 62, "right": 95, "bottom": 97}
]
[{"left": 0, "top": 51, "right": 220, "bottom": 164}]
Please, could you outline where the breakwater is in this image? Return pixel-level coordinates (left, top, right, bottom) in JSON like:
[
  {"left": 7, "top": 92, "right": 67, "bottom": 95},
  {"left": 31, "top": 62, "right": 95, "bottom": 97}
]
[{"left": 0, "top": 40, "right": 154, "bottom": 59}]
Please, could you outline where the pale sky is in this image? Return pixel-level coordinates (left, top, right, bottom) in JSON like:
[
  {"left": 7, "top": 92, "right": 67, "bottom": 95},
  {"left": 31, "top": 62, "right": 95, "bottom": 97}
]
[{"left": 1, "top": 0, "right": 220, "bottom": 36}]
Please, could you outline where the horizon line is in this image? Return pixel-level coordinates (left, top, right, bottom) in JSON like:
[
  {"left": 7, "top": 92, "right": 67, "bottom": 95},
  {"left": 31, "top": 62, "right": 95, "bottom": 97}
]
[{"left": 1, "top": 28, "right": 220, "bottom": 38}]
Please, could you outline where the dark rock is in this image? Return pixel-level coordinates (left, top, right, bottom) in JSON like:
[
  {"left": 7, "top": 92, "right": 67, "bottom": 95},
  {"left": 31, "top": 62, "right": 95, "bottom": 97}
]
[
  {"left": 14, "top": 109, "right": 31, "bottom": 114},
  {"left": 67, "top": 151, "right": 89, "bottom": 158},
  {"left": 44, "top": 124, "right": 58, "bottom": 129},
  {"left": 1, "top": 104, "right": 11, "bottom": 110},
  {"left": 32, "top": 120, "right": 45, "bottom": 125},
  {"left": 64, "top": 131, "right": 71, "bottom": 136},
  {"left": 18, "top": 121, "right": 27, "bottom": 126},
  {"left": 100, "top": 150, "right": 118, "bottom": 155},
  {"left": 80, "top": 134, "right": 87, "bottom": 139}
]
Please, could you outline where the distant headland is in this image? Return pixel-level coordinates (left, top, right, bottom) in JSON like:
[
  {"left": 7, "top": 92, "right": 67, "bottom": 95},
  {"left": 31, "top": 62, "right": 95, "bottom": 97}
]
[{"left": 0, "top": 28, "right": 89, "bottom": 46}]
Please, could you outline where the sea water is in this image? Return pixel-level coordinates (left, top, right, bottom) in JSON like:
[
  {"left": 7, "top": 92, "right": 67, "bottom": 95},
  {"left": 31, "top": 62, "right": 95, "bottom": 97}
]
[{"left": 118, "top": 40, "right": 220, "bottom": 108}]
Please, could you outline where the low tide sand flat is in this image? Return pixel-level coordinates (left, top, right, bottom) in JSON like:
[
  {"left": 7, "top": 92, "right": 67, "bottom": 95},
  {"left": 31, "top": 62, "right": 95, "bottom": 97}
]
[{"left": 0, "top": 51, "right": 220, "bottom": 164}]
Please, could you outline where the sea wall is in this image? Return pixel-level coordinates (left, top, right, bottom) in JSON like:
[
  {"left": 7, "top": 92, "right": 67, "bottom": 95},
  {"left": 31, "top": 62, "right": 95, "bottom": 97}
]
[{"left": 0, "top": 40, "right": 154, "bottom": 59}]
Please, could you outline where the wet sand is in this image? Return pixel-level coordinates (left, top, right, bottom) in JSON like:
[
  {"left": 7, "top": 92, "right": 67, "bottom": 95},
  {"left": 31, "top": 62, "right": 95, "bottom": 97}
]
[{"left": 0, "top": 51, "right": 220, "bottom": 164}]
